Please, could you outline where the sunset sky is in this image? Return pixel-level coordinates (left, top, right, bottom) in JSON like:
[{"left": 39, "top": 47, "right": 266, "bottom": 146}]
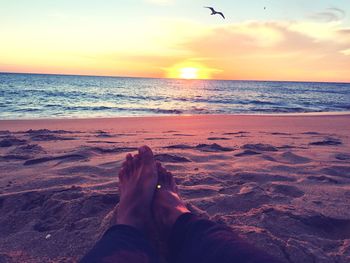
[{"left": 0, "top": 0, "right": 350, "bottom": 82}]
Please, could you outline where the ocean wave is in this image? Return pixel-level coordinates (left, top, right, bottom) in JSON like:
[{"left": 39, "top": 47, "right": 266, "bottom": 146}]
[
  {"left": 59, "top": 105, "right": 184, "bottom": 114},
  {"left": 11, "top": 108, "right": 42, "bottom": 112},
  {"left": 1, "top": 73, "right": 350, "bottom": 119}
]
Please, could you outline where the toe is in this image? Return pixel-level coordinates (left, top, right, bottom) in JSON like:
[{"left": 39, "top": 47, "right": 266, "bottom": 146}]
[
  {"left": 119, "top": 167, "right": 126, "bottom": 182},
  {"left": 125, "top": 154, "right": 134, "bottom": 176},
  {"left": 133, "top": 154, "right": 140, "bottom": 167},
  {"left": 138, "top": 145, "right": 154, "bottom": 163},
  {"left": 158, "top": 168, "right": 167, "bottom": 186},
  {"left": 126, "top": 153, "right": 133, "bottom": 162},
  {"left": 164, "top": 171, "right": 172, "bottom": 185},
  {"left": 156, "top": 161, "right": 166, "bottom": 174},
  {"left": 165, "top": 170, "right": 177, "bottom": 190}
]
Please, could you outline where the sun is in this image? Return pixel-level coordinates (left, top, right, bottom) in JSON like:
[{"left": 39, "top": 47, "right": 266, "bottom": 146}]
[
  {"left": 180, "top": 67, "right": 198, "bottom": 79},
  {"left": 166, "top": 62, "right": 213, "bottom": 80}
]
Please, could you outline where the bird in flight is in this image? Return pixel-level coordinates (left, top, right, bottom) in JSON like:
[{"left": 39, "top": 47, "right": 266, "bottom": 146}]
[{"left": 204, "top": 7, "right": 225, "bottom": 19}]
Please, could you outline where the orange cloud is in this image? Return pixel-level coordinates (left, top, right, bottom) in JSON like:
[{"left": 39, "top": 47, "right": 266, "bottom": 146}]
[{"left": 175, "top": 21, "right": 350, "bottom": 82}]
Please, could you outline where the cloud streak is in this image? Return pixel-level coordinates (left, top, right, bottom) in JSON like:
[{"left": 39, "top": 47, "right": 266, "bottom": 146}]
[{"left": 310, "top": 7, "right": 346, "bottom": 22}]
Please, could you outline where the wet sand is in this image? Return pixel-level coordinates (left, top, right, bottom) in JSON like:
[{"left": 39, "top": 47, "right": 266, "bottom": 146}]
[{"left": 0, "top": 114, "right": 350, "bottom": 262}]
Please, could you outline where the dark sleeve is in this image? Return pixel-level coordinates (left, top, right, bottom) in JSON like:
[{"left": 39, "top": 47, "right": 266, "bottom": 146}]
[
  {"left": 168, "top": 213, "right": 282, "bottom": 263},
  {"left": 80, "top": 225, "right": 159, "bottom": 263}
]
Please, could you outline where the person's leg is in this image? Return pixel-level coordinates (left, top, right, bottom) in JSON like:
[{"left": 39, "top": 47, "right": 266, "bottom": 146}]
[
  {"left": 80, "top": 146, "right": 160, "bottom": 263},
  {"left": 153, "top": 164, "right": 282, "bottom": 263}
]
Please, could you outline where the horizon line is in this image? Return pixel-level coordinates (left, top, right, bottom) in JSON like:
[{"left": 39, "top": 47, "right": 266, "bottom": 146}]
[{"left": 1, "top": 71, "right": 349, "bottom": 85}]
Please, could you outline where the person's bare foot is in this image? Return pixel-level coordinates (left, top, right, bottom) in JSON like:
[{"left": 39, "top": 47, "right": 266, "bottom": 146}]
[
  {"left": 117, "top": 146, "right": 158, "bottom": 231},
  {"left": 153, "top": 163, "right": 190, "bottom": 235}
]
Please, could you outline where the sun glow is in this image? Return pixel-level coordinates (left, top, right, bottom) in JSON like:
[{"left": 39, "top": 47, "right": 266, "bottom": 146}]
[
  {"left": 166, "top": 62, "right": 215, "bottom": 79},
  {"left": 180, "top": 67, "right": 198, "bottom": 79}
]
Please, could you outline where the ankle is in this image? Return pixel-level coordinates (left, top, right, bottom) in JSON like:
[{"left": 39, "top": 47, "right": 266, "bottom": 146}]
[{"left": 117, "top": 205, "right": 149, "bottom": 230}]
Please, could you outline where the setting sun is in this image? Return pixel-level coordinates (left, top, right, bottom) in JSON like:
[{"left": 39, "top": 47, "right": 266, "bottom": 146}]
[
  {"left": 180, "top": 67, "right": 198, "bottom": 79},
  {"left": 166, "top": 62, "right": 217, "bottom": 80}
]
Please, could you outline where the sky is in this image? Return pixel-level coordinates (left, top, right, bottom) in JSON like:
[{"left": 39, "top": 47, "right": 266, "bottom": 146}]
[{"left": 0, "top": 0, "right": 350, "bottom": 82}]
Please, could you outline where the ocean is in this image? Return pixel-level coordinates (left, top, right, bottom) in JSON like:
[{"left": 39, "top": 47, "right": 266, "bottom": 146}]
[{"left": 0, "top": 73, "right": 349, "bottom": 119}]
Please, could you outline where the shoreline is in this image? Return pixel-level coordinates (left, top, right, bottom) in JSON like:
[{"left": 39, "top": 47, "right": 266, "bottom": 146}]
[
  {"left": 1, "top": 113, "right": 350, "bottom": 134},
  {"left": 1, "top": 111, "right": 350, "bottom": 121}
]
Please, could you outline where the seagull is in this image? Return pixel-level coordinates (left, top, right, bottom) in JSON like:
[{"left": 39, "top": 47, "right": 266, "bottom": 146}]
[{"left": 204, "top": 7, "right": 225, "bottom": 19}]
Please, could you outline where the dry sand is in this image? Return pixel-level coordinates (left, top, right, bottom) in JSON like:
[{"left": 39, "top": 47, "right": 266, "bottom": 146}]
[{"left": 0, "top": 114, "right": 350, "bottom": 263}]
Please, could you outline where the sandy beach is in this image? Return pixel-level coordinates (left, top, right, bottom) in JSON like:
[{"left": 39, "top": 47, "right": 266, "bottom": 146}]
[{"left": 0, "top": 114, "right": 350, "bottom": 263}]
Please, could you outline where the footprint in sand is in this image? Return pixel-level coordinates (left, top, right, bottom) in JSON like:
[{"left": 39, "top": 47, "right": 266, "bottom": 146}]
[
  {"left": 1, "top": 154, "right": 31, "bottom": 161},
  {"left": 182, "top": 176, "right": 222, "bottom": 186},
  {"left": 25, "top": 129, "right": 75, "bottom": 135},
  {"left": 201, "top": 187, "right": 271, "bottom": 215},
  {"left": 1, "top": 144, "right": 46, "bottom": 162},
  {"left": 260, "top": 208, "right": 350, "bottom": 240},
  {"left": 307, "top": 175, "right": 339, "bottom": 184},
  {"left": 173, "top": 133, "right": 195, "bottom": 137},
  {"left": 10, "top": 144, "right": 45, "bottom": 155},
  {"left": 320, "top": 166, "right": 350, "bottom": 178},
  {"left": 25, "top": 129, "right": 77, "bottom": 141},
  {"left": 195, "top": 143, "right": 234, "bottom": 152},
  {"left": 269, "top": 184, "right": 305, "bottom": 198},
  {"left": 234, "top": 172, "right": 295, "bottom": 183},
  {"left": 335, "top": 153, "right": 350, "bottom": 161},
  {"left": 95, "top": 131, "right": 113, "bottom": 138},
  {"left": 222, "top": 131, "right": 249, "bottom": 136},
  {"left": 274, "top": 152, "right": 312, "bottom": 165},
  {"left": 297, "top": 214, "right": 350, "bottom": 240},
  {"left": 207, "top": 137, "right": 231, "bottom": 141},
  {"left": 57, "top": 165, "right": 106, "bottom": 176},
  {"left": 257, "top": 152, "right": 310, "bottom": 165},
  {"left": 270, "top": 132, "right": 291, "bottom": 136},
  {"left": 154, "top": 153, "right": 191, "bottom": 163},
  {"left": 164, "top": 144, "right": 193, "bottom": 150},
  {"left": 79, "top": 146, "right": 138, "bottom": 155},
  {"left": 242, "top": 143, "right": 278, "bottom": 152},
  {"left": 32, "top": 192, "right": 118, "bottom": 233},
  {"left": 309, "top": 137, "right": 342, "bottom": 146},
  {"left": 33, "top": 200, "right": 68, "bottom": 232},
  {"left": 235, "top": 150, "right": 261, "bottom": 157},
  {"left": 31, "top": 134, "right": 75, "bottom": 141},
  {"left": 164, "top": 143, "right": 234, "bottom": 152},
  {"left": 180, "top": 185, "right": 218, "bottom": 199},
  {"left": 0, "top": 137, "right": 27, "bottom": 148},
  {"left": 24, "top": 154, "right": 88, "bottom": 166},
  {"left": 302, "top": 131, "right": 321, "bottom": 135}
]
